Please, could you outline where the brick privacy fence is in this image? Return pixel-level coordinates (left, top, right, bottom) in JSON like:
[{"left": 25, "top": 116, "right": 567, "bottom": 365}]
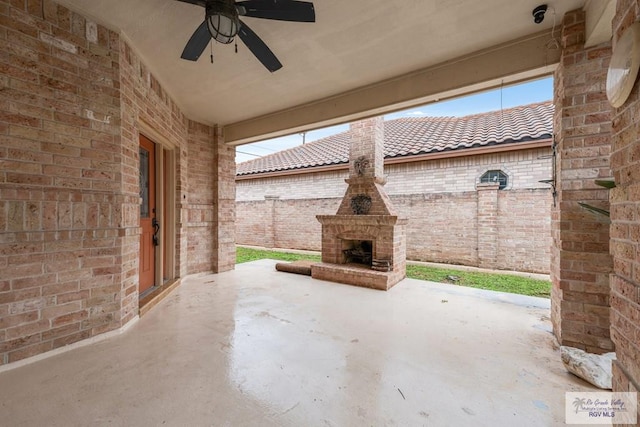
[
  {"left": 237, "top": 147, "right": 553, "bottom": 273},
  {"left": 237, "top": 187, "right": 552, "bottom": 273}
]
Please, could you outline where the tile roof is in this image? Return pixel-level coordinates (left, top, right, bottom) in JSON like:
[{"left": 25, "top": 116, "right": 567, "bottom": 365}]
[{"left": 236, "top": 101, "right": 553, "bottom": 176}]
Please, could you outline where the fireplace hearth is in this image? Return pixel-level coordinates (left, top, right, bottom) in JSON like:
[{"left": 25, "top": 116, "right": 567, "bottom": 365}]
[{"left": 310, "top": 117, "right": 407, "bottom": 291}]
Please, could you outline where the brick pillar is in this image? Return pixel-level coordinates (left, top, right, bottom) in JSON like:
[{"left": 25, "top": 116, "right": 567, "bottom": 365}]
[
  {"left": 264, "top": 196, "right": 279, "bottom": 248},
  {"left": 212, "top": 126, "right": 236, "bottom": 272},
  {"left": 609, "top": 1, "right": 640, "bottom": 410},
  {"left": 551, "top": 9, "right": 613, "bottom": 353},
  {"left": 349, "top": 117, "right": 385, "bottom": 180},
  {"left": 477, "top": 183, "right": 499, "bottom": 269}
]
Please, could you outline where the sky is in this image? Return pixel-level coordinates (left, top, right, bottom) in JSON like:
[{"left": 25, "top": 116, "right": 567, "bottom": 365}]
[{"left": 235, "top": 76, "right": 553, "bottom": 163}]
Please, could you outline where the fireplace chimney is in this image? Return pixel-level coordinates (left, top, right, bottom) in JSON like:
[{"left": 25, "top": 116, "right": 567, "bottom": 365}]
[
  {"left": 349, "top": 118, "right": 384, "bottom": 180},
  {"left": 335, "top": 117, "right": 397, "bottom": 216}
]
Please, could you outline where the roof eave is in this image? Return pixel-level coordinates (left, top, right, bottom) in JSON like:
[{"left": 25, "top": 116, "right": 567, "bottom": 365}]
[
  {"left": 235, "top": 138, "right": 553, "bottom": 181},
  {"left": 384, "top": 137, "right": 552, "bottom": 165}
]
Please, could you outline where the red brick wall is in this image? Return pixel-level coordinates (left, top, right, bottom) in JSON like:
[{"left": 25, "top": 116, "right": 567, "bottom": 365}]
[
  {"left": 237, "top": 188, "right": 552, "bottom": 273},
  {"left": 551, "top": 10, "right": 614, "bottom": 354},
  {"left": 609, "top": 0, "right": 640, "bottom": 412},
  {"left": 0, "top": 0, "right": 234, "bottom": 366}
]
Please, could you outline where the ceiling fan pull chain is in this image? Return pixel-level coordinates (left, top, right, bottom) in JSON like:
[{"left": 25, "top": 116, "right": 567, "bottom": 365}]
[
  {"left": 235, "top": 40, "right": 238, "bottom": 54},
  {"left": 210, "top": 41, "right": 214, "bottom": 64}
]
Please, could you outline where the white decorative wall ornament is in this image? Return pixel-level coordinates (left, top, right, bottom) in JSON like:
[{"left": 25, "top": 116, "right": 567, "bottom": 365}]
[{"left": 606, "top": 22, "right": 640, "bottom": 108}]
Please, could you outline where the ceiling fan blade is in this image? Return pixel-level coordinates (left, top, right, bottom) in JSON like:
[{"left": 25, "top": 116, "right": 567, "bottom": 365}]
[
  {"left": 237, "top": 0, "right": 315, "bottom": 22},
  {"left": 181, "top": 21, "right": 211, "bottom": 61},
  {"left": 237, "top": 20, "right": 282, "bottom": 72},
  {"left": 175, "top": 0, "right": 207, "bottom": 6}
]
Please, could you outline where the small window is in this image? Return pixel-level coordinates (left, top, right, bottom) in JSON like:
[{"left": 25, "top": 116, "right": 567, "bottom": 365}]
[{"left": 480, "top": 170, "right": 508, "bottom": 190}]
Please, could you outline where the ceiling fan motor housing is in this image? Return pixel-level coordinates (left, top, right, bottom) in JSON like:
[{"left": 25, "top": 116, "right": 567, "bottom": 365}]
[{"left": 206, "top": 0, "right": 240, "bottom": 44}]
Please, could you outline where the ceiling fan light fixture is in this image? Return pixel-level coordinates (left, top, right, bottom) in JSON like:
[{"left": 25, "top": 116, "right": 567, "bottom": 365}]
[
  {"left": 179, "top": 0, "right": 315, "bottom": 71},
  {"left": 206, "top": 0, "right": 239, "bottom": 44}
]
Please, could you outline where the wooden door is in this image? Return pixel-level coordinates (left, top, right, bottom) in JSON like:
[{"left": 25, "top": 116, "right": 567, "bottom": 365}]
[{"left": 139, "top": 135, "right": 156, "bottom": 294}]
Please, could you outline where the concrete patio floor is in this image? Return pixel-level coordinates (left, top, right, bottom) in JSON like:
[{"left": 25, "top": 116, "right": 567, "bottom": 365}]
[{"left": 0, "top": 259, "right": 595, "bottom": 426}]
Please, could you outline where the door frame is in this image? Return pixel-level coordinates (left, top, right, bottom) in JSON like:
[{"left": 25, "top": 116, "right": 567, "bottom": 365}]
[
  {"left": 138, "top": 121, "right": 178, "bottom": 291},
  {"left": 157, "top": 145, "right": 176, "bottom": 283}
]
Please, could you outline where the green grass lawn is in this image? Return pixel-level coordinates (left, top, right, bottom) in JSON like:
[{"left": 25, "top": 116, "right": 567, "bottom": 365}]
[
  {"left": 237, "top": 246, "right": 321, "bottom": 264},
  {"left": 405, "top": 265, "right": 551, "bottom": 298},
  {"left": 236, "top": 246, "right": 551, "bottom": 298}
]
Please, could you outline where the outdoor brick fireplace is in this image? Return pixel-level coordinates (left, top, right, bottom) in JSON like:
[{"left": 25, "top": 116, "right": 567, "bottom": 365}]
[{"left": 311, "top": 117, "right": 407, "bottom": 290}]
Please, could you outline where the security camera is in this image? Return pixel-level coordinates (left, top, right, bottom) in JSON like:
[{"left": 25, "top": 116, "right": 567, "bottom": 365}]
[{"left": 532, "top": 4, "right": 547, "bottom": 24}]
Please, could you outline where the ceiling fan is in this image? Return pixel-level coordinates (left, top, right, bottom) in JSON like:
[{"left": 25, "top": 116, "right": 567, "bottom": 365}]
[{"left": 176, "top": 0, "right": 315, "bottom": 72}]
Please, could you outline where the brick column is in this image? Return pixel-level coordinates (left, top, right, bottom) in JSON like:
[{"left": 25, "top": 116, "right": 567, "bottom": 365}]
[
  {"left": 477, "top": 183, "right": 499, "bottom": 269},
  {"left": 551, "top": 10, "right": 613, "bottom": 353},
  {"left": 264, "top": 196, "right": 279, "bottom": 248},
  {"left": 609, "top": 0, "right": 640, "bottom": 410},
  {"left": 212, "top": 126, "right": 236, "bottom": 272}
]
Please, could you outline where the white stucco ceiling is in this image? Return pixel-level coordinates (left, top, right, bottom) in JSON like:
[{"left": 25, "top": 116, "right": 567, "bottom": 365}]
[{"left": 56, "top": 0, "right": 589, "bottom": 141}]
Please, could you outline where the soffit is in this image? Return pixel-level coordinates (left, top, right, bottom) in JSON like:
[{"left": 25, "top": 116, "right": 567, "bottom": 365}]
[{"left": 55, "top": 0, "right": 586, "bottom": 137}]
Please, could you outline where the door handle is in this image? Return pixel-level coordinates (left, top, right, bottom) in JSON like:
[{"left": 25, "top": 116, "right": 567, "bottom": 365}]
[{"left": 152, "top": 217, "right": 160, "bottom": 246}]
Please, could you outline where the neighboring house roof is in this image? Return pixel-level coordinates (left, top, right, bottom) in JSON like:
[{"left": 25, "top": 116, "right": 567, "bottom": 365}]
[{"left": 236, "top": 101, "right": 553, "bottom": 177}]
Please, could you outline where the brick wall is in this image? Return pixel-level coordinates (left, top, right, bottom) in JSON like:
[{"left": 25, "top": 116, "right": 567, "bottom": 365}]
[
  {"left": 275, "top": 198, "right": 341, "bottom": 250},
  {"left": 120, "top": 31, "right": 189, "bottom": 323},
  {"left": 477, "top": 183, "right": 500, "bottom": 269},
  {"left": 212, "top": 126, "right": 236, "bottom": 273},
  {"left": 120, "top": 25, "right": 234, "bottom": 299},
  {"left": 186, "top": 121, "right": 216, "bottom": 273},
  {"left": 0, "top": 0, "right": 125, "bottom": 364},
  {"left": 393, "top": 192, "right": 480, "bottom": 266},
  {"left": 385, "top": 149, "right": 552, "bottom": 194},
  {"left": 238, "top": 169, "right": 349, "bottom": 201},
  {"left": 182, "top": 123, "right": 237, "bottom": 274},
  {"left": 496, "top": 189, "right": 552, "bottom": 272},
  {"left": 551, "top": 10, "right": 614, "bottom": 354},
  {"left": 237, "top": 147, "right": 551, "bottom": 201},
  {"left": 609, "top": 0, "right": 640, "bottom": 415},
  {"left": 237, "top": 148, "right": 552, "bottom": 273},
  {"left": 119, "top": 16, "right": 236, "bottom": 277},
  {"left": 0, "top": 0, "right": 234, "bottom": 366}
]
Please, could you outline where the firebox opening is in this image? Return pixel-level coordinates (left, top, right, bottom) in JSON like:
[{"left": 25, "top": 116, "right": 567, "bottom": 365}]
[{"left": 342, "top": 240, "right": 373, "bottom": 267}]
